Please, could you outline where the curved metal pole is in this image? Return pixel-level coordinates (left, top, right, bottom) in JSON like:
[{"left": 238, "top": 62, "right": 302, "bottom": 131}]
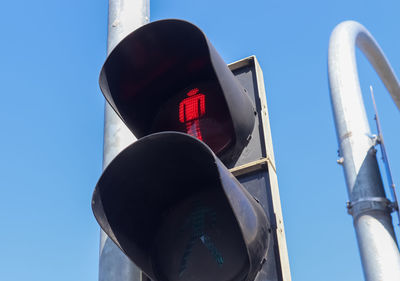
[{"left": 328, "top": 20, "right": 400, "bottom": 281}]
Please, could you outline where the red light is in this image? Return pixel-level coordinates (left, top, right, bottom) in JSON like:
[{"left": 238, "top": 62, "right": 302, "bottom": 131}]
[
  {"left": 151, "top": 82, "right": 234, "bottom": 156},
  {"left": 179, "top": 88, "right": 206, "bottom": 140}
]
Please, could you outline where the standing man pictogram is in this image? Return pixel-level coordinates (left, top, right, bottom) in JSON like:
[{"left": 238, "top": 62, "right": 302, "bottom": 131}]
[{"left": 179, "top": 88, "right": 206, "bottom": 140}]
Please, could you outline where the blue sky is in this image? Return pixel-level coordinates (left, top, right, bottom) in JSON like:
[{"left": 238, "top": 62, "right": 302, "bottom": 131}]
[{"left": 0, "top": 1, "right": 399, "bottom": 281}]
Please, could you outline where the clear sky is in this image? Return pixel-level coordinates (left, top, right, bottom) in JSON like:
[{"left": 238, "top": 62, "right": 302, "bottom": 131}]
[{"left": 0, "top": 1, "right": 399, "bottom": 281}]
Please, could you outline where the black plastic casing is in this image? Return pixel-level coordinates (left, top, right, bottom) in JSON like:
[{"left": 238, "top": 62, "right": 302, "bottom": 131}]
[
  {"left": 92, "top": 132, "right": 270, "bottom": 281},
  {"left": 99, "top": 19, "right": 255, "bottom": 165}
]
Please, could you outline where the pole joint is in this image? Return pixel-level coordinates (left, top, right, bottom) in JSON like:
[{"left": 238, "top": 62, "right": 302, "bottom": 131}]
[{"left": 229, "top": 157, "right": 274, "bottom": 177}]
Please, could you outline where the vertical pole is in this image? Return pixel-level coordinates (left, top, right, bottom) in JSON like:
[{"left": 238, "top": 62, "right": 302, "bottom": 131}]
[
  {"left": 328, "top": 21, "right": 400, "bottom": 281},
  {"left": 99, "top": 1, "right": 149, "bottom": 281}
]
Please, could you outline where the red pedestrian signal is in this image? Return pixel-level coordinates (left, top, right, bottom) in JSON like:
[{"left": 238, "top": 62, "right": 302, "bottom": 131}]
[
  {"left": 99, "top": 19, "right": 255, "bottom": 164},
  {"left": 92, "top": 19, "right": 290, "bottom": 281},
  {"left": 178, "top": 88, "right": 206, "bottom": 141},
  {"left": 152, "top": 81, "right": 237, "bottom": 156}
]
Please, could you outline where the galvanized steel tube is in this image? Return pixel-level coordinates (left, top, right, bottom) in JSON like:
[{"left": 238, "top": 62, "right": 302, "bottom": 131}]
[
  {"left": 328, "top": 20, "right": 400, "bottom": 281},
  {"left": 99, "top": 1, "right": 149, "bottom": 281}
]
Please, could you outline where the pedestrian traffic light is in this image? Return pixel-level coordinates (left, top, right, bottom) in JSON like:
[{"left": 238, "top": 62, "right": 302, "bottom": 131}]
[
  {"left": 92, "top": 132, "right": 270, "bottom": 281},
  {"left": 93, "top": 19, "right": 291, "bottom": 281},
  {"left": 98, "top": 19, "right": 255, "bottom": 165}
]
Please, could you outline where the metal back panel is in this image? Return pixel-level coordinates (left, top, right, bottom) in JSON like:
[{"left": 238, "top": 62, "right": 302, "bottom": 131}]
[{"left": 228, "top": 56, "right": 291, "bottom": 281}]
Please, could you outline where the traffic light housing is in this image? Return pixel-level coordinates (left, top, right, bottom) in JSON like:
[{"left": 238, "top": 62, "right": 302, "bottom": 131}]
[
  {"left": 92, "top": 132, "right": 270, "bottom": 281},
  {"left": 93, "top": 19, "right": 291, "bottom": 281},
  {"left": 99, "top": 19, "right": 255, "bottom": 165}
]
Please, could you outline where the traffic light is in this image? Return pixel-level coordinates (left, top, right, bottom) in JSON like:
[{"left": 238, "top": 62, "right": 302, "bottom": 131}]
[
  {"left": 93, "top": 19, "right": 291, "bottom": 281},
  {"left": 92, "top": 132, "right": 270, "bottom": 281},
  {"left": 98, "top": 19, "right": 255, "bottom": 165}
]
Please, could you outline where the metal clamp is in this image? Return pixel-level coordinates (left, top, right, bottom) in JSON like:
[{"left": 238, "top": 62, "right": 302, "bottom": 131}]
[{"left": 346, "top": 197, "right": 395, "bottom": 217}]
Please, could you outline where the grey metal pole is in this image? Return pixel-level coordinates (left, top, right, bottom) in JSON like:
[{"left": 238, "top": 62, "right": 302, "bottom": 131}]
[
  {"left": 328, "top": 20, "right": 400, "bottom": 281},
  {"left": 99, "top": 1, "right": 149, "bottom": 281}
]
